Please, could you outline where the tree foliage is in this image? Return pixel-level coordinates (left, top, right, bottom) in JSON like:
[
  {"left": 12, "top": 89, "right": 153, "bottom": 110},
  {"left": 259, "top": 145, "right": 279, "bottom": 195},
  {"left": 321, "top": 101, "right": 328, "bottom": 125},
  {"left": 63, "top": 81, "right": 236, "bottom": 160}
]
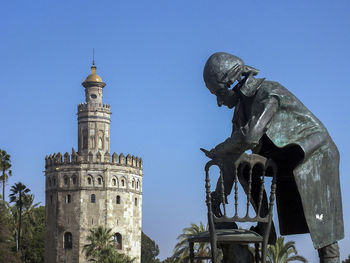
[
  {"left": 20, "top": 205, "right": 45, "bottom": 263},
  {"left": 141, "top": 231, "right": 160, "bottom": 263},
  {"left": 266, "top": 236, "right": 307, "bottom": 263},
  {"left": 173, "top": 222, "right": 209, "bottom": 263},
  {"left": 0, "top": 149, "right": 12, "bottom": 202},
  {"left": 0, "top": 182, "right": 45, "bottom": 262},
  {"left": 342, "top": 255, "right": 350, "bottom": 263},
  {"left": 0, "top": 201, "right": 20, "bottom": 263},
  {"left": 83, "top": 225, "right": 135, "bottom": 263},
  {"left": 9, "top": 182, "right": 30, "bottom": 251}
]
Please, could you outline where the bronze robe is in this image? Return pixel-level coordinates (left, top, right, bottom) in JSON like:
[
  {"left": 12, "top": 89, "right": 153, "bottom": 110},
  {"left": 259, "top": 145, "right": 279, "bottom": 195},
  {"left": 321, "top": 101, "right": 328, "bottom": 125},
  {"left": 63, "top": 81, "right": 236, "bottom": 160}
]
[{"left": 229, "top": 80, "right": 343, "bottom": 249}]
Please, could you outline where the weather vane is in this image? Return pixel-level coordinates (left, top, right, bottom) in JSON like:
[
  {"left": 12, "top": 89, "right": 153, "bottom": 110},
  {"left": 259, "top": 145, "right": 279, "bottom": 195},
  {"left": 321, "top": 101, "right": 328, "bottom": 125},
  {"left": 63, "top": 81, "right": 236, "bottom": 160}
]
[{"left": 92, "top": 48, "right": 95, "bottom": 66}]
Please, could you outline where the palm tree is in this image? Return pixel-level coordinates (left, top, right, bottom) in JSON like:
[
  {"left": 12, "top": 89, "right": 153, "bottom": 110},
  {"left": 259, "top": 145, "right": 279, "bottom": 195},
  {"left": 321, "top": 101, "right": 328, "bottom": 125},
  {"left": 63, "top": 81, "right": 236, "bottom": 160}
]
[
  {"left": 0, "top": 201, "right": 20, "bottom": 262},
  {"left": 21, "top": 194, "right": 40, "bottom": 238},
  {"left": 83, "top": 225, "right": 134, "bottom": 263},
  {"left": 0, "top": 149, "right": 12, "bottom": 201},
  {"left": 9, "top": 182, "right": 30, "bottom": 251},
  {"left": 173, "top": 222, "right": 209, "bottom": 263},
  {"left": 266, "top": 236, "right": 308, "bottom": 263}
]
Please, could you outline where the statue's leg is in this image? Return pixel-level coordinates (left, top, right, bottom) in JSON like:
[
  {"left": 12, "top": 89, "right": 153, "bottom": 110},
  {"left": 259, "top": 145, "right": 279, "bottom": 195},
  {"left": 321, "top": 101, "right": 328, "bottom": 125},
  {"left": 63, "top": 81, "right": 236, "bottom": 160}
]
[
  {"left": 220, "top": 244, "right": 254, "bottom": 263},
  {"left": 318, "top": 242, "right": 340, "bottom": 263}
]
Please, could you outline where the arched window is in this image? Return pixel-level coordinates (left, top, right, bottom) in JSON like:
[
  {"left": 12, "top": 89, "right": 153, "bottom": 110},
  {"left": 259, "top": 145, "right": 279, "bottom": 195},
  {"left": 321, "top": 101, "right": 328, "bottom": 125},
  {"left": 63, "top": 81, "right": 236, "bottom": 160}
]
[
  {"left": 121, "top": 179, "right": 125, "bottom": 187},
  {"left": 98, "top": 177, "right": 102, "bottom": 185},
  {"left": 72, "top": 176, "right": 77, "bottom": 185},
  {"left": 136, "top": 181, "right": 139, "bottom": 189},
  {"left": 64, "top": 232, "right": 72, "bottom": 249},
  {"left": 50, "top": 195, "right": 53, "bottom": 204},
  {"left": 88, "top": 177, "right": 92, "bottom": 185},
  {"left": 112, "top": 178, "right": 116, "bottom": 186},
  {"left": 135, "top": 198, "right": 137, "bottom": 206},
  {"left": 132, "top": 180, "right": 135, "bottom": 188},
  {"left": 53, "top": 178, "right": 56, "bottom": 186},
  {"left": 48, "top": 178, "right": 52, "bottom": 186},
  {"left": 116, "top": 195, "right": 120, "bottom": 204},
  {"left": 64, "top": 177, "right": 68, "bottom": 185},
  {"left": 113, "top": 233, "right": 122, "bottom": 249},
  {"left": 91, "top": 194, "right": 96, "bottom": 203},
  {"left": 66, "top": 195, "right": 71, "bottom": 203}
]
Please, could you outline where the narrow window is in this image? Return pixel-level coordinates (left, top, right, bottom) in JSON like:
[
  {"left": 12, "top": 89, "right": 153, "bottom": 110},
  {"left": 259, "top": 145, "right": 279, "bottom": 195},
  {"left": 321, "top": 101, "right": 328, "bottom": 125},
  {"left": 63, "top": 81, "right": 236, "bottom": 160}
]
[
  {"left": 64, "top": 232, "right": 73, "bottom": 249},
  {"left": 112, "top": 178, "right": 116, "bottom": 186},
  {"left": 83, "top": 129, "right": 88, "bottom": 150},
  {"left": 64, "top": 177, "right": 68, "bottom": 185},
  {"left": 135, "top": 198, "right": 137, "bottom": 206},
  {"left": 121, "top": 179, "right": 125, "bottom": 187},
  {"left": 98, "top": 177, "right": 102, "bottom": 185},
  {"left": 91, "top": 136, "right": 95, "bottom": 148},
  {"left": 53, "top": 178, "right": 56, "bottom": 185},
  {"left": 48, "top": 178, "right": 52, "bottom": 186},
  {"left": 136, "top": 181, "right": 139, "bottom": 189},
  {"left": 98, "top": 130, "right": 104, "bottom": 150},
  {"left": 132, "top": 180, "right": 135, "bottom": 188},
  {"left": 50, "top": 195, "right": 53, "bottom": 204},
  {"left": 91, "top": 218, "right": 94, "bottom": 225},
  {"left": 113, "top": 233, "right": 122, "bottom": 249},
  {"left": 72, "top": 176, "right": 77, "bottom": 185},
  {"left": 88, "top": 177, "right": 92, "bottom": 185},
  {"left": 66, "top": 195, "right": 71, "bottom": 203},
  {"left": 91, "top": 194, "right": 96, "bottom": 203},
  {"left": 116, "top": 195, "right": 120, "bottom": 204}
]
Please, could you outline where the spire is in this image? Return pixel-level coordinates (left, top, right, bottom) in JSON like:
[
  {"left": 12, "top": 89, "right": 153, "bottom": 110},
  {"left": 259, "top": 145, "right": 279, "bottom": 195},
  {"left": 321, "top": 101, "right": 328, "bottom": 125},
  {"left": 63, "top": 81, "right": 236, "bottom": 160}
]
[
  {"left": 82, "top": 50, "right": 105, "bottom": 87},
  {"left": 91, "top": 48, "right": 96, "bottom": 75}
]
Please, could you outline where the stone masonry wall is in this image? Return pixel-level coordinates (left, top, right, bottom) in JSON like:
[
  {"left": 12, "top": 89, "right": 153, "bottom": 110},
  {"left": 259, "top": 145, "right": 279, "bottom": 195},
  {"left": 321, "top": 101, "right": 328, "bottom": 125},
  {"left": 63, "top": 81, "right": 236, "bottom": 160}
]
[{"left": 45, "top": 152, "right": 143, "bottom": 263}]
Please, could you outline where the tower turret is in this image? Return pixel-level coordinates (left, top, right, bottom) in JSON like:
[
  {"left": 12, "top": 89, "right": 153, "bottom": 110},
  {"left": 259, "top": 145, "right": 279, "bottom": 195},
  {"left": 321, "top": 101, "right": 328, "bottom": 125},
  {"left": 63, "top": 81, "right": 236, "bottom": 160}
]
[{"left": 78, "top": 63, "right": 111, "bottom": 158}]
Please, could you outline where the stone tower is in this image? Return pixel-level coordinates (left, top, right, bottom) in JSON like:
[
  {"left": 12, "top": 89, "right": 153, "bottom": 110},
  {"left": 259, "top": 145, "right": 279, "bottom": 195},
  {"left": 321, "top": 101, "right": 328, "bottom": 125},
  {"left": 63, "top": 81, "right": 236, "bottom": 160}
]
[{"left": 45, "top": 62, "right": 143, "bottom": 263}]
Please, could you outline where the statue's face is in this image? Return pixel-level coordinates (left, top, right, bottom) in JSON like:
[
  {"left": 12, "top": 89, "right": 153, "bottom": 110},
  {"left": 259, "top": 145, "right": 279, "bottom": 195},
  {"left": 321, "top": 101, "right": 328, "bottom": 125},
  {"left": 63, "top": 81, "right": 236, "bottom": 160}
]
[{"left": 206, "top": 81, "right": 239, "bottom": 109}]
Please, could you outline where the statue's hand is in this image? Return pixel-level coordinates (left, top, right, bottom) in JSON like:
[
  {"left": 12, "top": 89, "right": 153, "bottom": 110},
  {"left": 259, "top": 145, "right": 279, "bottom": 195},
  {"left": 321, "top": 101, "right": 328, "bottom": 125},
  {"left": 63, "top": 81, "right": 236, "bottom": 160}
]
[
  {"left": 200, "top": 148, "right": 216, "bottom": 159},
  {"left": 210, "top": 192, "right": 223, "bottom": 217}
]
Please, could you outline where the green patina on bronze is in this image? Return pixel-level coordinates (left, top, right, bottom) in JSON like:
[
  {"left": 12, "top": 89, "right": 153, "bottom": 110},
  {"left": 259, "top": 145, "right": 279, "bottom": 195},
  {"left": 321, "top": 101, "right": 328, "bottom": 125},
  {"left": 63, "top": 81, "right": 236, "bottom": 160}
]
[{"left": 202, "top": 52, "right": 343, "bottom": 260}]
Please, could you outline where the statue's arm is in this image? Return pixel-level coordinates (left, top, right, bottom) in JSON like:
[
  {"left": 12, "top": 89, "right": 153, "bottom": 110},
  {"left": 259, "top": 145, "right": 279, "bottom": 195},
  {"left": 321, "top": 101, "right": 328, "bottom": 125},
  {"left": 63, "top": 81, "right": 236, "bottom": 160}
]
[{"left": 212, "top": 96, "right": 279, "bottom": 156}]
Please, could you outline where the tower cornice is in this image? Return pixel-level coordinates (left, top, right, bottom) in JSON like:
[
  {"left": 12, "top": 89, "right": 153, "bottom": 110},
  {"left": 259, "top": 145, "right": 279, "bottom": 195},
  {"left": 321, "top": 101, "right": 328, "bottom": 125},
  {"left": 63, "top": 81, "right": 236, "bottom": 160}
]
[{"left": 82, "top": 81, "right": 106, "bottom": 88}]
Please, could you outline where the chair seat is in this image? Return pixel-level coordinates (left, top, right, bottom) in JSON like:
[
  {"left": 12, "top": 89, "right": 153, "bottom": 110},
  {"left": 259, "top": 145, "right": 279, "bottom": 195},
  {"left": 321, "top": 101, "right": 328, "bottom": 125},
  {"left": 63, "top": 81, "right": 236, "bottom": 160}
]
[{"left": 188, "top": 229, "right": 263, "bottom": 244}]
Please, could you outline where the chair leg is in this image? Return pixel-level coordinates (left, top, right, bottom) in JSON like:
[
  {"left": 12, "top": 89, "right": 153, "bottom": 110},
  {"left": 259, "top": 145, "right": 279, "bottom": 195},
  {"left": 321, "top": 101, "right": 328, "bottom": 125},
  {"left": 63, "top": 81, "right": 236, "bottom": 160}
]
[
  {"left": 254, "top": 243, "right": 260, "bottom": 263},
  {"left": 189, "top": 241, "right": 194, "bottom": 263},
  {"left": 261, "top": 241, "right": 267, "bottom": 263}
]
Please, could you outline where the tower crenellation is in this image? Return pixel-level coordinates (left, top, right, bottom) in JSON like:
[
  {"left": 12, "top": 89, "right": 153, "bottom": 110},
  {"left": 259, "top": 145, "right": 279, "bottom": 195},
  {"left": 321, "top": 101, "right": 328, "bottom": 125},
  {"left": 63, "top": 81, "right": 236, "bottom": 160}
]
[
  {"left": 45, "top": 151, "right": 143, "bottom": 168},
  {"left": 45, "top": 62, "right": 143, "bottom": 263}
]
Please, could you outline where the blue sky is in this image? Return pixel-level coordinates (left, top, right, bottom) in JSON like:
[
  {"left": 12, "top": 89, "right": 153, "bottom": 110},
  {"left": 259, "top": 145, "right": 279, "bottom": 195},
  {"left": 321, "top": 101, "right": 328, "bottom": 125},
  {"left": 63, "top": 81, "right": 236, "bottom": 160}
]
[{"left": 1, "top": 0, "right": 350, "bottom": 261}]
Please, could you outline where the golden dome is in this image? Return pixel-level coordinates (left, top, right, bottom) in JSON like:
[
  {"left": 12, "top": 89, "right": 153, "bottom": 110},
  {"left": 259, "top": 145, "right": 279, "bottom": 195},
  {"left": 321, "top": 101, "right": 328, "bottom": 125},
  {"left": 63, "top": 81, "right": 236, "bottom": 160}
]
[{"left": 83, "top": 65, "right": 103, "bottom": 83}]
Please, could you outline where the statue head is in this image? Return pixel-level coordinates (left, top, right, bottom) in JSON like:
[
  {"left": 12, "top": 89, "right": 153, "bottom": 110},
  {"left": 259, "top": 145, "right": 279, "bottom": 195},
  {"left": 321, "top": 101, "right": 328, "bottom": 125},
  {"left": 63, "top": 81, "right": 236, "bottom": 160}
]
[{"left": 203, "top": 52, "right": 259, "bottom": 108}]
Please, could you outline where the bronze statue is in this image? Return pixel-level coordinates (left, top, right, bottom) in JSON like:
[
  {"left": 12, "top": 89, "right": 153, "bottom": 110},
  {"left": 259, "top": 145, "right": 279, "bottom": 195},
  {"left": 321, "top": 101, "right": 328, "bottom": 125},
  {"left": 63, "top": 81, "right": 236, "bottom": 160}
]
[{"left": 202, "top": 52, "right": 344, "bottom": 263}]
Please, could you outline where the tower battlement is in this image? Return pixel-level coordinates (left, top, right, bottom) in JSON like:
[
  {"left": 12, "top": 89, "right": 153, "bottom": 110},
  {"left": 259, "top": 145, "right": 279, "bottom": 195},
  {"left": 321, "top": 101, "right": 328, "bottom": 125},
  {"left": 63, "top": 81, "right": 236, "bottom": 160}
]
[
  {"left": 45, "top": 151, "right": 142, "bottom": 169},
  {"left": 78, "top": 103, "right": 111, "bottom": 112}
]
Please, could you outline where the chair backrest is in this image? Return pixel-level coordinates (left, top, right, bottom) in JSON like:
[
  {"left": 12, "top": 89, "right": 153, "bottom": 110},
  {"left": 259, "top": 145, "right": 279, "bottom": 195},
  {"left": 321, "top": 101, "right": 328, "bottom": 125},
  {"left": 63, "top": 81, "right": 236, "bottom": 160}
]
[{"left": 205, "top": 153, "right": 277, "bottom": 226}]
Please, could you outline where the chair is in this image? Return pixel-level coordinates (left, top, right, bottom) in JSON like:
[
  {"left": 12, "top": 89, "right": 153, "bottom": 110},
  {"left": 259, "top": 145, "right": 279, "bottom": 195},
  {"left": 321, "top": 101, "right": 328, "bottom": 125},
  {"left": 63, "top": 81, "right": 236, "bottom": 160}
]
[{"left": 188, "top": 153, "right": 277, "bottom": 263}]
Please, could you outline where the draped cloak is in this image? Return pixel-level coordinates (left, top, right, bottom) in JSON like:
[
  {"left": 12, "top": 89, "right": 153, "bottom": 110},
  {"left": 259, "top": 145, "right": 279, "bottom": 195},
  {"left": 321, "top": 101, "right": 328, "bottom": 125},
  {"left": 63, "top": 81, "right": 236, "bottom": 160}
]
[{"left": 229, "top": 80, "right": 344, "bottom": 249}]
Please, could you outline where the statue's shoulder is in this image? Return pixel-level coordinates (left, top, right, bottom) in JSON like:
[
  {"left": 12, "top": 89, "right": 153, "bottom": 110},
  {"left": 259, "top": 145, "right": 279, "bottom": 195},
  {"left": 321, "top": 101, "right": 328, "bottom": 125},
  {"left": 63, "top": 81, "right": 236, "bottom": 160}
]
[
  {"left": 260, "top": 80, "right": 285, "bottom": 92},
  {"left": 256, "top": 80, "right": 287, "bottom": 100}
]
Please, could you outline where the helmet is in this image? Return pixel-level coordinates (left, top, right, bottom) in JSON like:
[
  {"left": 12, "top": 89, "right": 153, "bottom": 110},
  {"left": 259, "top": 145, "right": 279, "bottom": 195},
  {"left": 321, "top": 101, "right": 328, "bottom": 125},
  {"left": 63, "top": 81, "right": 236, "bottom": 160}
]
[{"left": 203, "top": 52, "right": 259, "bottom": 94}]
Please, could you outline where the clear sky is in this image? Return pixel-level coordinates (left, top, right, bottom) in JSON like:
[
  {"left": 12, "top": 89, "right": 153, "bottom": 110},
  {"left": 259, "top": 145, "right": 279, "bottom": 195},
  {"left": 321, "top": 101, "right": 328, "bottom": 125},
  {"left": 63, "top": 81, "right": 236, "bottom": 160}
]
[{"left": 1, "top": 0, "right": 350, "bottom": 261}]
